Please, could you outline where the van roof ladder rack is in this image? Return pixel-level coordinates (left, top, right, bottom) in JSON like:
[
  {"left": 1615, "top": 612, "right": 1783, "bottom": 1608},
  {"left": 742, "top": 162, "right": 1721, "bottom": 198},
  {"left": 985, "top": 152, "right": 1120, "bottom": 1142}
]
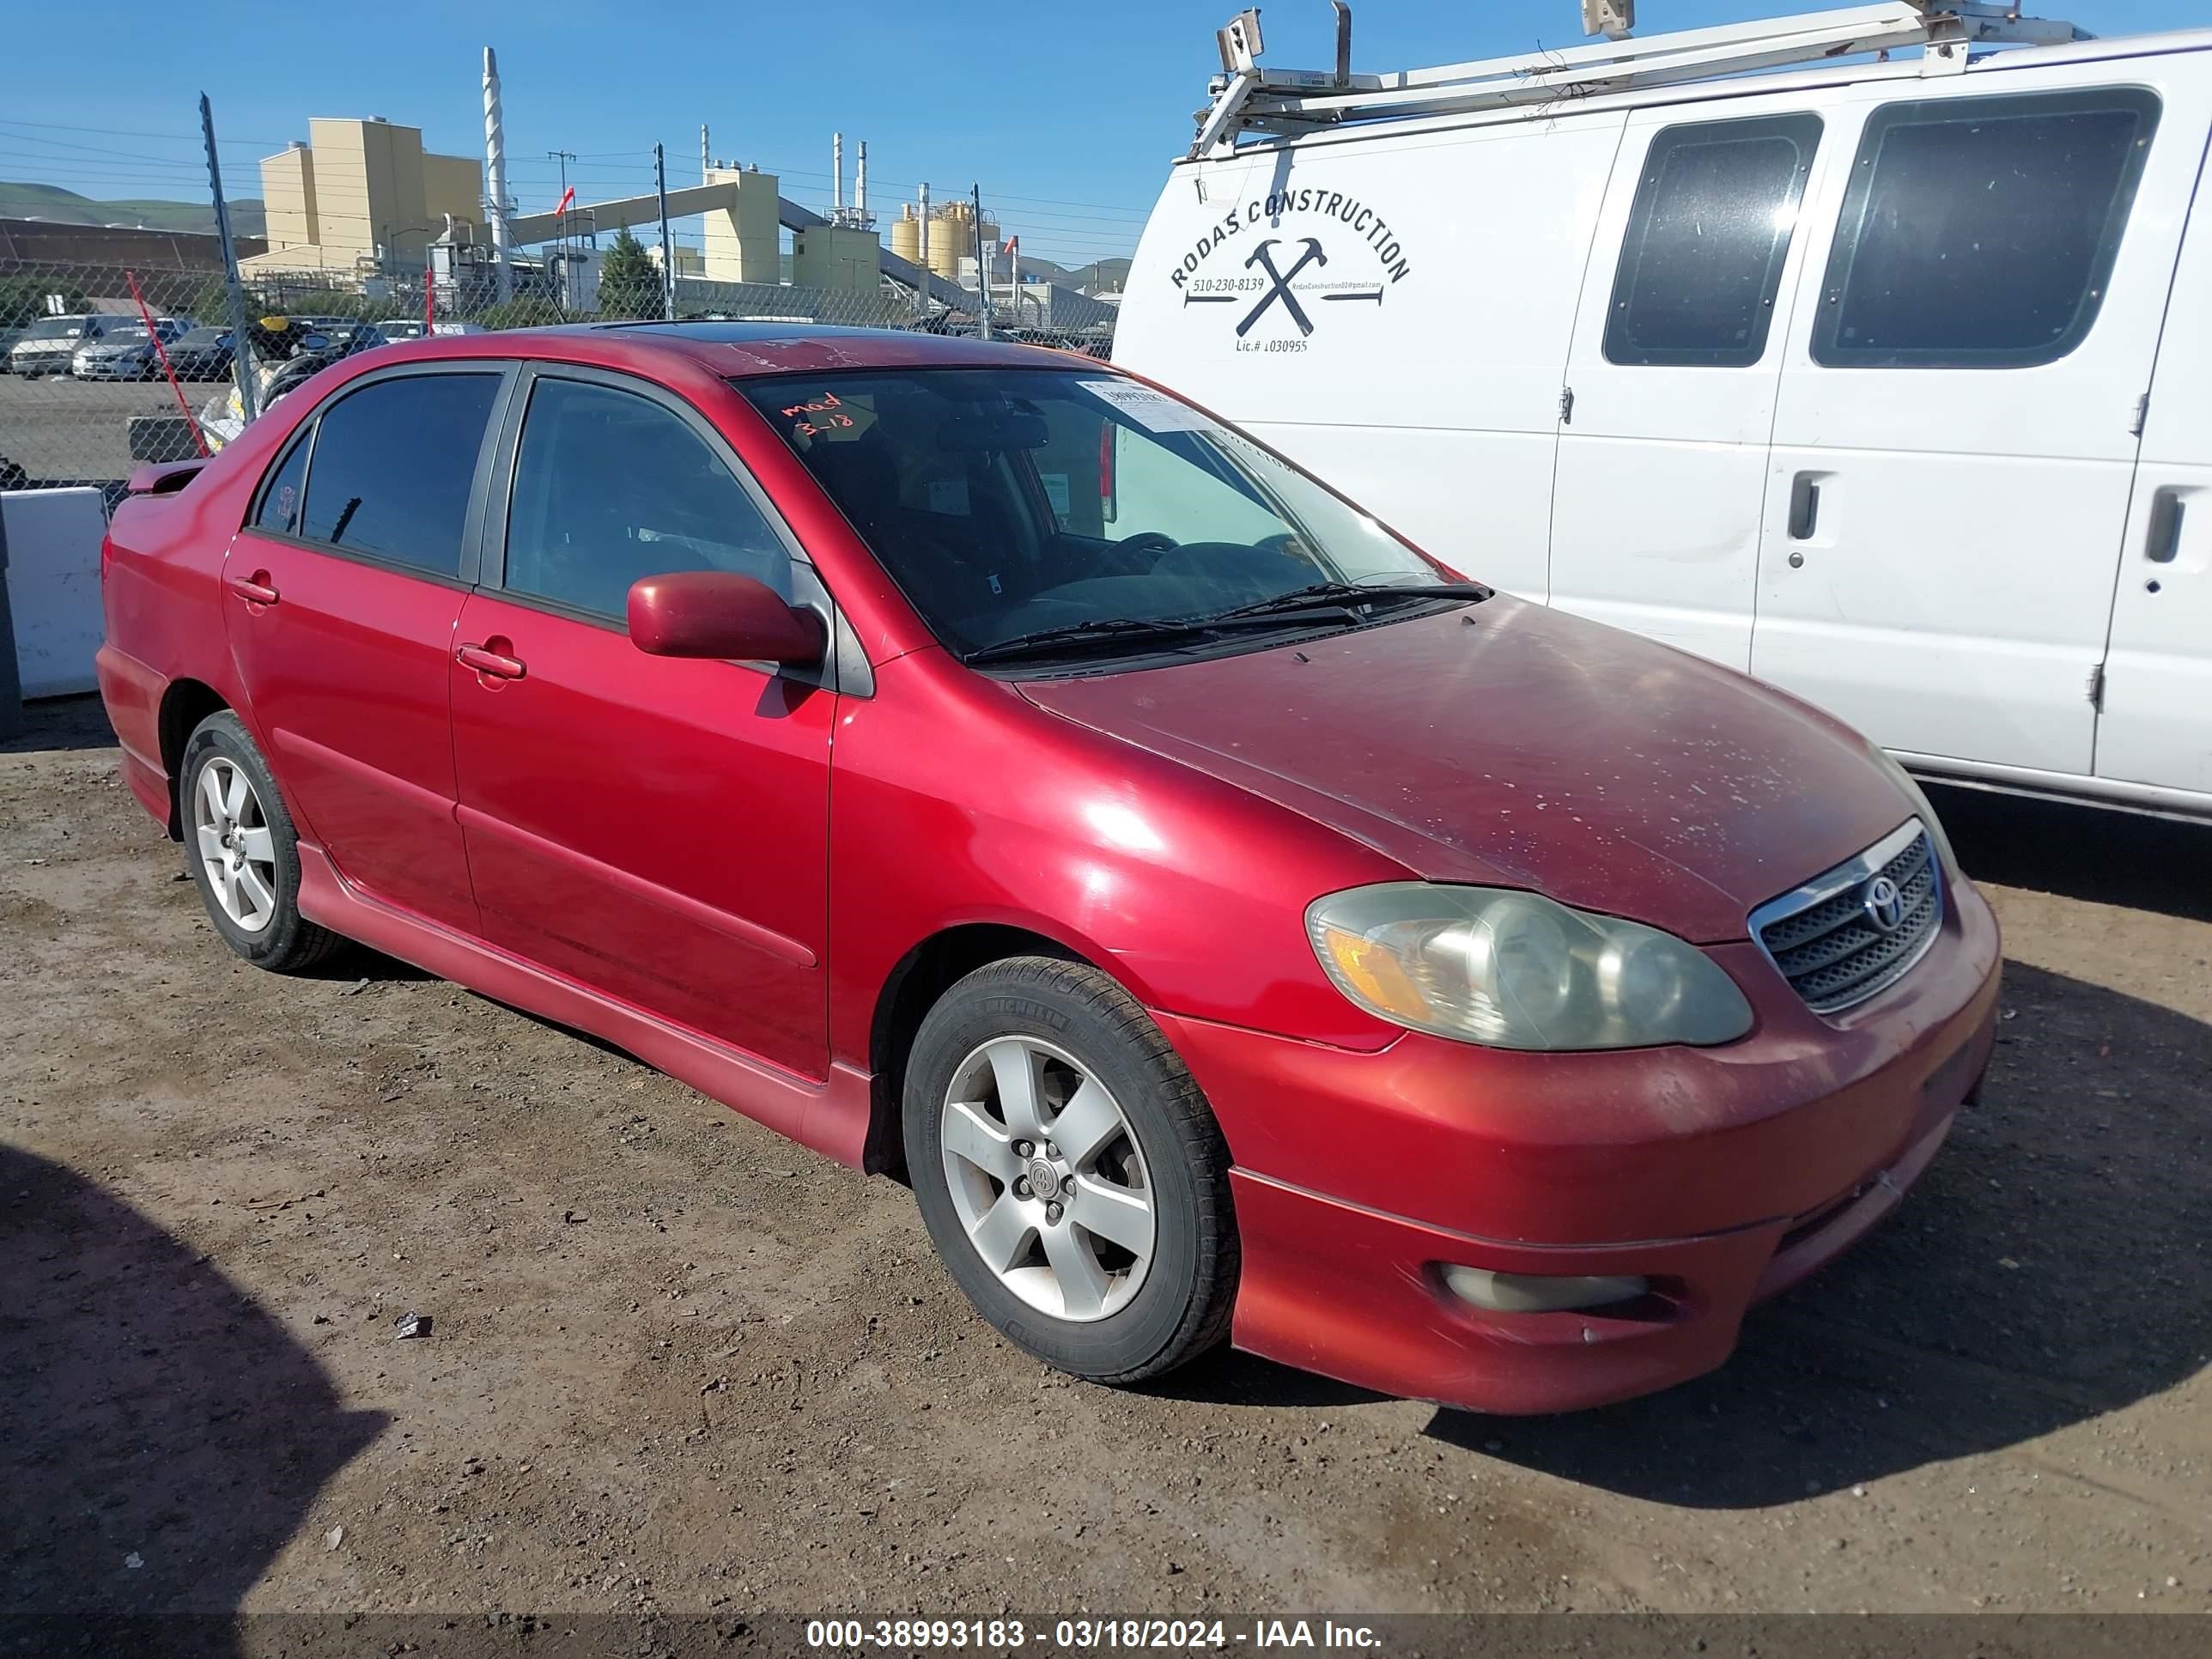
[{"left": 1191, "top": 2, "right": 2090, "bottom": 156}]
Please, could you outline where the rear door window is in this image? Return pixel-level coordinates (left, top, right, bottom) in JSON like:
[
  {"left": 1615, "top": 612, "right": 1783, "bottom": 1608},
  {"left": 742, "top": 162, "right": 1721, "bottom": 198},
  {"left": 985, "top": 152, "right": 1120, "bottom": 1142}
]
[
  {"left": 1605, "top": 114, "right": 1822, "bottom": 367},
  {"left": 1813, "top": 88, "right": 2160, "bottom": 368},
  {"left": 254, "top": 432, "right": 310, "bottom": 537},
  {"left": 297, "top": 373, "right": 501, "bottom": 576}
]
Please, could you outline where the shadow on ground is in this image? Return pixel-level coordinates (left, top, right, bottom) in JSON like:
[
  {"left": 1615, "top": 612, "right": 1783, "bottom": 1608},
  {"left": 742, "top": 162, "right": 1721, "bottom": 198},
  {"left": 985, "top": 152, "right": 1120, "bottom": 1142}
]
[
  {"left": 0, "top": 1144, "right": 385, "bottom": 1620},
  {"left": 0, "top": 693, "right": 115, "bottom": 757},
  {"left": 1928, "top": 780, "right": 2212, "bottom": 923}
]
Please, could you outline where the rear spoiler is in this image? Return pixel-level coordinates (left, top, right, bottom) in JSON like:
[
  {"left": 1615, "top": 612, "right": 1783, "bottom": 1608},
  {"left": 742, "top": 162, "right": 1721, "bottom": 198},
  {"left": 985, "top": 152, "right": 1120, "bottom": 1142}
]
[{"left": 125, "top": 459, "right": 209, "bottom": 497}]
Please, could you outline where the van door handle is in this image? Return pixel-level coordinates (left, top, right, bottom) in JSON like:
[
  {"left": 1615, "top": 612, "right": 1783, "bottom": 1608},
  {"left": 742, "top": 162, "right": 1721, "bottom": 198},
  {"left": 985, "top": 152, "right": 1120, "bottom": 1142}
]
[
  {"left": 2146, "top": 490, "right": 2184, "bottom": 564},
  {"left": 227, "top": 572, "right": 279, "bottom": 605},
  {"left": 456, "top": 642, "right": 526, "bottom": 680},
  {"left": 1788, "top": 475, "right": 1822, "bottom": 541}
]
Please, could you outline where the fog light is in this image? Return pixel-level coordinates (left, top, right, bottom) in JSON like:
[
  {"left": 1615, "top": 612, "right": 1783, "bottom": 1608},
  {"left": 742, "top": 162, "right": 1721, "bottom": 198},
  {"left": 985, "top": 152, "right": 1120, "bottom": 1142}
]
[{"left": 1442, "top": 1265, "right": 1649, "bottom": 1314}]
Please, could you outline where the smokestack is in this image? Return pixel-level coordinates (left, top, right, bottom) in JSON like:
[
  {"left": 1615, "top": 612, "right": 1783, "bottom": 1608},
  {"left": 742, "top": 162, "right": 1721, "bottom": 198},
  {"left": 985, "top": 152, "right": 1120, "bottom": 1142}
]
[
  {"left": 856, "top": 140, "right": 868, "bottom": 219},
  {"left": 702, "top": 123, "right": 710, "bottom": 182},
  {"left": 918, "top": 181, "right": 930, "bottom": 273},
  {"left": 833, "top": 132, "right": 845, "bottom": 213},
  {"left": 482, "top": 46, "right": 512, "bottom": 301}
]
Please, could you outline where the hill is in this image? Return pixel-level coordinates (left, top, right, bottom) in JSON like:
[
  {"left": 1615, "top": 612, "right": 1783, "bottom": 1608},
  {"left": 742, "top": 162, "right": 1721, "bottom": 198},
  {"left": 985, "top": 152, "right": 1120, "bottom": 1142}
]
[
  {"left": 0, "top": 182, "right": 267, "bottom": 239},
  {"left": 1018, "top": 254, "right": 1132, "bottom": 292}
]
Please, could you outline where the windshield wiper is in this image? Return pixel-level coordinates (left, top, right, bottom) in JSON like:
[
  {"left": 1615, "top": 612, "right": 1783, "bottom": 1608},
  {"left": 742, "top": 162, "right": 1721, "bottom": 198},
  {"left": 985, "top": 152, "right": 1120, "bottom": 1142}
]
[
  {"left": 963, "top": 580, "right": 1493, "bottom": 667},
  {"left": 1188, "top": 580, "right": 1491, "bottom": 623},
  {"left": 963, "top": 617, "right": 1221, "bottom": 666}
]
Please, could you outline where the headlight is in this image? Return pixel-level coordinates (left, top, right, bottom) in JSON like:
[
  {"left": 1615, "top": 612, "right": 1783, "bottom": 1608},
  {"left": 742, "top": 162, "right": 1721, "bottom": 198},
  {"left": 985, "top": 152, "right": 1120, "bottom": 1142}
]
[
  {"left": 1307, "top": 884, "right": 1753, "bottom": 1050},
  {"left": 1867, "top": 747, "right": 1958, "bottom": 874}
]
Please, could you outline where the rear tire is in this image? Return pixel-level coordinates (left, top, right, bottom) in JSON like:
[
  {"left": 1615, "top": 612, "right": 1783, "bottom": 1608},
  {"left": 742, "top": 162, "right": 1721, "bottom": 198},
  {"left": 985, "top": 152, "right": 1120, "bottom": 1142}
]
[
  {"left": 179, "top": 711, "right": 345, "bottom": 974},
  {"left": 902, "top": 957, "right": 1238, "bottom": 1385}
]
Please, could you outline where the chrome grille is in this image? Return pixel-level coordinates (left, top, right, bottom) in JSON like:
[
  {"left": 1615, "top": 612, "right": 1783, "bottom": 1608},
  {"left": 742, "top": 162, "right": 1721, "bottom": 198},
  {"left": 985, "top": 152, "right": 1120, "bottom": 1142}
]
[{"left": 1750, "top": 820, "right": 1942, "bottom": 1015}]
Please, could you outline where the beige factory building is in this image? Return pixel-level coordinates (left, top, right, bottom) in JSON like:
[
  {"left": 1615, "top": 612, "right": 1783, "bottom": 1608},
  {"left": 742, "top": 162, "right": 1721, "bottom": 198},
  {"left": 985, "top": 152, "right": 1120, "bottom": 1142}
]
[{"left": 243, "top": 117, "right": 483, "bottom": 279}]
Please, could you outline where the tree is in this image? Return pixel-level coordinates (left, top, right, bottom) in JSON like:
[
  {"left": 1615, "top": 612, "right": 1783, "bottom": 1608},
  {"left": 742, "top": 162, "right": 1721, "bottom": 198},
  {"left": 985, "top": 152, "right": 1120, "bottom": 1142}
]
[
  {"left": 0, "top": 275, "right": 88, "bottom": 329},
  {"left": 598, "top": 228, "right": 661, "bottom": 320}
]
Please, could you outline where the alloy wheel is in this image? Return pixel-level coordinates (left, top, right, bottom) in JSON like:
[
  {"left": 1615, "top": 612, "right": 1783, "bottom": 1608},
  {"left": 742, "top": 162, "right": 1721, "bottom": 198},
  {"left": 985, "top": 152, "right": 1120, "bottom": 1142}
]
[
  {"left": 192, "top": 756, "right": 278, "bottom": 934},
  {"left": 939, "top": 1036, "right": 1158, "bottom": 1322}
]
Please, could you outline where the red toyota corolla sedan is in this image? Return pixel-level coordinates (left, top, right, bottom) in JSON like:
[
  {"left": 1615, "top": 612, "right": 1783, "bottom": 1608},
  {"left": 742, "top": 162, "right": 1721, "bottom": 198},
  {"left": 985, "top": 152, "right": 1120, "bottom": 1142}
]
[{"left": 97, "top": 323, "right": 1999, "bottom": 1413}]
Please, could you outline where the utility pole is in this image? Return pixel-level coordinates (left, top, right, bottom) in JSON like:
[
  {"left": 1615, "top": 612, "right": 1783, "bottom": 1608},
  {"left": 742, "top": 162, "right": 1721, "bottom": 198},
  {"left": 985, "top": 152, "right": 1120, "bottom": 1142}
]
[
  {"left": 198, "top": 93, "right": 256, "bottom": 424},
  {"left": 653, "top": 142, "right": 676, "bottom": 320},
  {"left": 548, "top": 149, "right": 576, "bottom": 310},
  {"left": 971, "top": 183, "right": 991, "bottom": 341}
]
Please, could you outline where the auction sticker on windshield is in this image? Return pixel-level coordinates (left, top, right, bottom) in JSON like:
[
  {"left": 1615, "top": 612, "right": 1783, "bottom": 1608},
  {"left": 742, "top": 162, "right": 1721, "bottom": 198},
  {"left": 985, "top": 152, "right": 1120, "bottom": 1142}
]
[{"left": 1079, "top": 380, "right": 1217, "bottom": 433}]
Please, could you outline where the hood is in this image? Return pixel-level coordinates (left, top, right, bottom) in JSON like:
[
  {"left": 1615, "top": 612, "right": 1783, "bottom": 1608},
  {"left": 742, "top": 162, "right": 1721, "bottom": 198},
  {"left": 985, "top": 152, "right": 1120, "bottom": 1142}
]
[{"left": 1017, "top": 596, "right": 1915, "bottom": 944}]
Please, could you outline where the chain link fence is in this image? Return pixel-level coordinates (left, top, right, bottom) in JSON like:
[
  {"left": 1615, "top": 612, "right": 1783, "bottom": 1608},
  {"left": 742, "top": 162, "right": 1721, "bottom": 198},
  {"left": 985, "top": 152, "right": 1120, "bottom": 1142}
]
[{"left": 1, "top": 255, "right": 1113, "bottom": 494}]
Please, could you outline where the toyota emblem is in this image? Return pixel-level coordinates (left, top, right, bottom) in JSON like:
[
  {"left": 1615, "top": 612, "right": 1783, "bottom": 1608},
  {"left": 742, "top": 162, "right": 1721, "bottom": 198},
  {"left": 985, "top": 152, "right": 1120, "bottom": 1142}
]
[{"left": 1862, "top": 875, "right": 1906, "bottom": 934}]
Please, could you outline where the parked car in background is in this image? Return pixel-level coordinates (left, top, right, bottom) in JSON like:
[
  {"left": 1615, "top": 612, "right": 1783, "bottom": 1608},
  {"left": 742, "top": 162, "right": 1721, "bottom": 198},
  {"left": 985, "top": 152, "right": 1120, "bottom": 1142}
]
[
  {"left": 167, "top": 325, "right": 237, "bottom": 380},
  {"left": 1117, "top": 10, "right": 2212, "bottom": 825},
  {"left": 9, "top": 314, "right": 139, "bottom": 378},
  {"left": 0, "top": 327, "right": 27, "bottom": 372},
  {"left": 97, "top": 322, "right": 2000, "bottom": 1417},
  {"left": 71, "top": 319, "right": 188, "bottom": 380},
  {"left": 375, "top": 319, "right": 430, "bottom": 343},
  {"left": 321, "top": 322, "right": 388, "bottom": 359}
]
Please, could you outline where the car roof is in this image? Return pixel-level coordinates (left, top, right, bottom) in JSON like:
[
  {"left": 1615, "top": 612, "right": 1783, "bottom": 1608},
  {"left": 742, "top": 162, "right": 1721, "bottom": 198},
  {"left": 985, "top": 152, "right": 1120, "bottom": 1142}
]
[{"left": 361, "top": 319, "right": 1103, "bottom": 381}]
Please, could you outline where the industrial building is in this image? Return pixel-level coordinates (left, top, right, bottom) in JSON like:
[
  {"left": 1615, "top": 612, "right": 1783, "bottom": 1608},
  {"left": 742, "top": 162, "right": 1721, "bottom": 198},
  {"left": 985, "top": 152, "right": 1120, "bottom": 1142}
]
[
  {"left": 241, "top": 117, "right": 483, "bottom": 281},
  {"left": 890, "top": 198, "right": 1000, "bottom": 283}
]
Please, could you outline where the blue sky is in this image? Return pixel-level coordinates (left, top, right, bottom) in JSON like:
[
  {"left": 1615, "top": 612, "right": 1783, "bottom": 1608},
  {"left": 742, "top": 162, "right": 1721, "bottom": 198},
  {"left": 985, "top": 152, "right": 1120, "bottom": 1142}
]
[{"left": 3, "top": 1, "right": 2198, "bottom": 270}]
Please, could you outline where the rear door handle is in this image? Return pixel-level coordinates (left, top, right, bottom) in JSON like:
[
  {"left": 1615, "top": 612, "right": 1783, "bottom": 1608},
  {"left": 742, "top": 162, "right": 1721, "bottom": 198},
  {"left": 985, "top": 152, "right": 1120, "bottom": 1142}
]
[
  {"left": 456, "top": 642, "right": 526, "bottom": 680},
  {"left": 2146, "top": 489, "right": 2185, "bottom": 564},
  {"left": 1788, "top": 474, "right": 1822, "bottom": 541},
  {"left": 227, "top": 572, "right": 279, "bottom": 605}
]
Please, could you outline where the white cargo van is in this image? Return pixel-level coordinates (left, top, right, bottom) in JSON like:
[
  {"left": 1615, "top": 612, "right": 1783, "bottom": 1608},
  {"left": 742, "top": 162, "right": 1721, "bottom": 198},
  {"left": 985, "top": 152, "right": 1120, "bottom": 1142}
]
[{"left": 1115, "top": 3, "right": 2212, "bottom": 821}]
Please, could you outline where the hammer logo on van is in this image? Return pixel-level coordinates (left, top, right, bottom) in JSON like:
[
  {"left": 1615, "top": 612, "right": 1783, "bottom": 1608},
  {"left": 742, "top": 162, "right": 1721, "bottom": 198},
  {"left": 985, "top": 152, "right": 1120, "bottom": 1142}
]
[{"left": 1170, "top": 187, "right": 1411, "bottom": 343}]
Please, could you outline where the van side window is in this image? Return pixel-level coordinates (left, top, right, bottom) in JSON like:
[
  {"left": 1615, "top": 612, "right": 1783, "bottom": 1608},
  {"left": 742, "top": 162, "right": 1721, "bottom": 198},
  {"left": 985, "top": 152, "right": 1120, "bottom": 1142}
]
[
  {"left": 1604, "top": 114, "right": 1822, "bottom": 368},
  {"left": 1813, "top": 88, "right": 2160, "bottom": 369}
]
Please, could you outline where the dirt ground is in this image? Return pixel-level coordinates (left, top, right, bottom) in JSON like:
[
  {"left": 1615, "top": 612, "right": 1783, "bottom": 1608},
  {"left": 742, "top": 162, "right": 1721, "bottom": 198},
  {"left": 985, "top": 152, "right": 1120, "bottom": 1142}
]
[{"left": 3, "top": 693, "right": 2208, "bottom": 1630}]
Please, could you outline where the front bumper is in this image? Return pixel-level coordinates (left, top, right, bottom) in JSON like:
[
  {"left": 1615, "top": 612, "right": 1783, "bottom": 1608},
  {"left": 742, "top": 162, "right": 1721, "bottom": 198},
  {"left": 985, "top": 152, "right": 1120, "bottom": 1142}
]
[{"left": 1158, "top": 877, "right": 2001, "bottom": 1414}]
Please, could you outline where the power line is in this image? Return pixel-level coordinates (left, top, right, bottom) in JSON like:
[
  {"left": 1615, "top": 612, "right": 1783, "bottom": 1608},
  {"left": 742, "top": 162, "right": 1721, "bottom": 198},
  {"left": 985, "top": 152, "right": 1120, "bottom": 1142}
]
[{"left": 0, "top": 116, "right": 282, "bottom": 148}]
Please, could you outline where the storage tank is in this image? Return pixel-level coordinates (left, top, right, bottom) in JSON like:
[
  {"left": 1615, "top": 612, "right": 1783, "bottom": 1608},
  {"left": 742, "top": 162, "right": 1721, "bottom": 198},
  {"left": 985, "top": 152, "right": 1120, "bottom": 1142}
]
[
  {"left": 927, "top": 203, "right": 963, "bottom": 280},
  {"left": 891, "top": 205, "right": 921, "bottom": 265},
  {"left": 927, "top": 202, "right": 998, "bottom": 281}
]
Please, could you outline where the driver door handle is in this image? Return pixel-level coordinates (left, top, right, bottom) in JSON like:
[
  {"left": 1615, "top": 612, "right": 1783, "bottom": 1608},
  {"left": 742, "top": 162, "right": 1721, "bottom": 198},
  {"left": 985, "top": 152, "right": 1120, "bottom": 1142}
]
[
  {"left": 227, "top": 573, "right": 279, "bottom": 606},
  {"left": 456, "top": 643, "right": 526, "bottom": 680}
]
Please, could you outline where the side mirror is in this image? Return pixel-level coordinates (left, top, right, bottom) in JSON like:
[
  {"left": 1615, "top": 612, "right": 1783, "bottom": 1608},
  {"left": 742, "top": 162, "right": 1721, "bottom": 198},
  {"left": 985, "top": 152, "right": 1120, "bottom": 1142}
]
[{"left": 628, "top": 570, "right": 826, "bottom": 665}]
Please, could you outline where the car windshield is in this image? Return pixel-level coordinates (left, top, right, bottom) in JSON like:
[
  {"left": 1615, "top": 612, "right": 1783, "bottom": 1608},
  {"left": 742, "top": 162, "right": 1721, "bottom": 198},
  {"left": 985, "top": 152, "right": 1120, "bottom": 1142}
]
[
  {"left": 740, "top": 367, "right": 1464, "bottom": 662},
  {"left": 178, "top": 327, "right": 227, "bottom": 345},
  {"left": 26, "top": 319, "right": 86, "bottom": 340},
  {"left": 98, "top": 326, "right": 149, "bottom": 344}
]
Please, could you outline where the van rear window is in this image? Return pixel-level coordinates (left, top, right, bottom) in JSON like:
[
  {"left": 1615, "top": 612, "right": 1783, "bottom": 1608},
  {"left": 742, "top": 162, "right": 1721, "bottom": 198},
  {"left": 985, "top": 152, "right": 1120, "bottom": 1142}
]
[
  {"left": 1604, "top": 113, "right": 1821, "bottom": 368},
  {"left": 1812, "top": 88, "right": 2160, "bottom": 369}
]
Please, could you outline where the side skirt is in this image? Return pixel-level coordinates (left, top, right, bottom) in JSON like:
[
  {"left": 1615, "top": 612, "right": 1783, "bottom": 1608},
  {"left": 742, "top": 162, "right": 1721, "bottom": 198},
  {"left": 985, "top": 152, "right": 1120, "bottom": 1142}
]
[{"left": 294, "top": 842, "right": 874, "bottom": 1168}]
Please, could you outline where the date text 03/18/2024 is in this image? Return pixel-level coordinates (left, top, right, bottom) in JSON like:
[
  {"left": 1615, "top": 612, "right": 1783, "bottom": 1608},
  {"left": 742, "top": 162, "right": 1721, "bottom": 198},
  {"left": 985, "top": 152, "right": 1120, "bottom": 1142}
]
[{"left": 803, "top": 1618, "right": 1384, "bottom": 1650}]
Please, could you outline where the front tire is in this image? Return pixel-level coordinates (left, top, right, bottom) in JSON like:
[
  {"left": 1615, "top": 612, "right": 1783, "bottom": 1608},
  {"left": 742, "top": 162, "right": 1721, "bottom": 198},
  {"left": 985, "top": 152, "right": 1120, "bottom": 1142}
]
[
  {"left": 179, "top": 711, "right": 344, "bottom": 973},
  {"left": 903, "top": 957, "right": 1237, "bottom": 1385}
]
